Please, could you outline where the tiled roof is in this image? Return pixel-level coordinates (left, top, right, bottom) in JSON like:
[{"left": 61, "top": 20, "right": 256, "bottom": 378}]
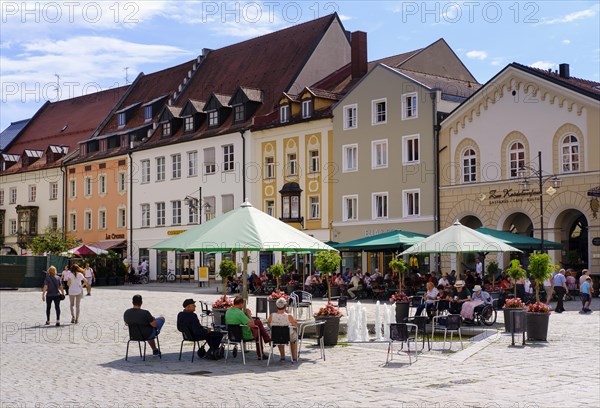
[
  {"left": 305, "top": 88, "right": 343, "bottom": 100},
  {"left": 239, "top": 87, "right": 264, "bottom": 103},
  {"left": 368, "top": 49, "right": 421, "bottom": 70},
  {"left": 392, "top": 67, "right": 481, "bottom": 98},
  {"left": 0, "top": 119, "right": 30, "bottom": 151},
  {"left": 512, "top": 63, "right": 600, "bottom": 99}
]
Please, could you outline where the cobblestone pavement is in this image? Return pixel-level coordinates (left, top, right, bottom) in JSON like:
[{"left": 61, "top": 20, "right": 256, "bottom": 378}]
[{"left": 1, "top": 283, "right": 599, "bottom": 408}]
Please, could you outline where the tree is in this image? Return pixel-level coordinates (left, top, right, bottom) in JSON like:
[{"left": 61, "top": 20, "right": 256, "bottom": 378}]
[
  {"left": 486, "top": 260, "right": 499, "bottom": 289},
  {"left": 506, "top": 259, "right": 527, "bottom": 297},
  {"left": 314, "top": 250, "right": 341, "bottom": 302},
  {"left": 268, "top": 262, "right": 285, "bottom": 290},
  {"left": 528, "top": 253, "right": 558, "bottom": 303},
  {"left": 28, "top": 227, "right": 78, "bottom": 255},
  {"left": 218, "top": 259, "right": 237, "bottom": 295},
  {"left": 389, "top": 257, "right": 408, "bottom": 293}
]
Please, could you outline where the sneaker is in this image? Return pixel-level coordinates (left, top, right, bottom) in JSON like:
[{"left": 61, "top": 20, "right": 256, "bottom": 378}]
[
  {"left": 291, "top": 359, "right": 297, "bottom": 364},
  {"left": 152, "top": 349, "right": 161, "bottom": 357},
  {"left": 56, "top": 323, "right": 60, "bottom": 326},
  {"left": 86, "top": 293, "right": 91, "bottom": 296},
  {"left": 74, "top": 319, "right": 78, "bottom": 324},
  {"left": 280, "top": 357, "right": 286, "bottom": 362},
  {"left": 45, "top": 321, "right": 50, "bottom": 325},
  {"left": 257, "top": 354, "right": 268, "bottom": 360},
  {"left": 71, "top": 318, "right": 75, "bottom": 323},
  {"left": 232, "top": 346, "right": 238, "bottom": 358}
]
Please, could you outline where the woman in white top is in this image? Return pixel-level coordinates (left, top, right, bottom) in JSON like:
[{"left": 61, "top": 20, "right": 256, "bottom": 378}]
[
  {"left": 67, "top": 264, "right": 88, "bottom": 324},
  {"left": 61, "top": 265, "right": 72, "bottom": 296},
  {"left": 267, "top": 297, "right": 299, "bottom": 363},
  {"left": 84, "top": 263, "right": 95, "bottom": 296}
]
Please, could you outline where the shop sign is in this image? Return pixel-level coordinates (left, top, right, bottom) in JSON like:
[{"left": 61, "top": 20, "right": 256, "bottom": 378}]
[
  {"left": 484, "top": 188, "right": 541, "bottom": 205},
  {"left": 167, "top": 229, "right": 187, "bottom": 236},
  {"left": 105, "top": 233, "right": 125, "bottom": 239},
  {"left": 592, "top": 237, "right": 600, "bottom": 246}
]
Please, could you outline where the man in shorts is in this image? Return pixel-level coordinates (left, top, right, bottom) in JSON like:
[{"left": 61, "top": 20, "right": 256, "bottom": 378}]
[{"left": 123, "top": 294, "right": 165, "bottom": 356}]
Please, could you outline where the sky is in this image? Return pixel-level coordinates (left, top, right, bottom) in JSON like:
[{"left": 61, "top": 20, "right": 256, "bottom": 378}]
[{"left": 1, "top": 1, "right": 599, "bottom": 132}]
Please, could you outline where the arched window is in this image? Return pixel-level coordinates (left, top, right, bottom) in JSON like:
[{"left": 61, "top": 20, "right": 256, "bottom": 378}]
[
  {"left": 561, "top": 134, "right": 580, "bottom": 173},
  {"left": 462, "top": 148, "right": 477, "bottom": 183},
  {"left": 509, "top": 142, "right": 525, "bottom": 178}
]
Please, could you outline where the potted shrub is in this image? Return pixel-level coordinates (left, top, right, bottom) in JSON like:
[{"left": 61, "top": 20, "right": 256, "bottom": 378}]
[
  {"left": 314, "top": 250, "right": 342, "bottom": 302},
  {"left": 389, "top": 257, "right": 408, "bottom": 293},
  {"left": 502, "top": 297, "right": 526, "bottom": 333},
  {"left": 526, "top": 253, "right": 557, "bottom": 341},
  {"left": 268, "top": 262, "right": 285, "bottom": 291},
  {"left": 267, "top": 289, "right": 289, "bottom": 313},
  {"left": 506, "top": 259, "right": 527, "bottom": 298},
  {"left": 218, "top": 259, "right": 237, "bottom": 295},
  {"left": 211, "top": 296, "right": 234, "bottom": 327},
  {"left": 389, "top": 291, "right": 410, "bottom": 323},
  {"left": 486, "top": 260, "right": 499, "bottom": 290},
  {"left": 314, "top": 302, "right": 343, "bottom": 346}
]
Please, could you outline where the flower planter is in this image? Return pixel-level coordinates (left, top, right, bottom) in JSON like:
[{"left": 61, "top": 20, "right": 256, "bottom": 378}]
[
  {"left": 503, "top": 308, "right": 525, "bottom": 332},
  {"left": 395, "top": 302, "right": 410, "bottom": 323},
  {"left": 315, "top": 315, "right": 341, "bottom": 346},
  {"left": 526, "top": 312, "right": 550, "bottom": 341}
]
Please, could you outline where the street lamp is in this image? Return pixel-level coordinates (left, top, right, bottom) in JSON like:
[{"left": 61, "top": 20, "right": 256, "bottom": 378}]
[
  {"left": 184, "top": 187, "right": 212, "bottom": 224},
  {"left": 518, "top": 151, "right": 562, "bottom": 253}
]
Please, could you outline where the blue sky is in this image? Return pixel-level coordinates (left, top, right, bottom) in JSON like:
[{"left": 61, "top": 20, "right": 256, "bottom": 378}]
[{"left": 1, "top": 1, "right": 599, "bottom": 132}]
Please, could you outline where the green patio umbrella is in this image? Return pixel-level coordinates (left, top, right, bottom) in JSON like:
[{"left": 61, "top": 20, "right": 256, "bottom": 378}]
[
  {"left": 151, "top": 201, "right": 337, "bottom": 300},
  {"left": 334, "top": 230, "right": 427, "bottom": 252},
  {"left": 476, "top": 228, "right": 562, "bottom": 251}
]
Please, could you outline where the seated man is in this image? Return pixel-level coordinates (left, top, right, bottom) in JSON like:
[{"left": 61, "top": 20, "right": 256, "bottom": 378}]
[
  {"left": 177, "top": 298, "right": 224, "bottom": 357},
  {"left": 347, "top": 273, "right": 362, "bottom": 299},
  {"left": 225, "top": 296, "right": 271, "bottom": 360},
  {"left": 449, "top": 280, "right": 471, "bottom": 315},
  {"left": 123, "top": 294, "right": 165, "bottom": 357}
]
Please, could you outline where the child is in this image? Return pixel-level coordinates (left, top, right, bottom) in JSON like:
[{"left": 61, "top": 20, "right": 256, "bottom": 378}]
[{"left": 580, "top": 276, "right": 593, "bottom": 314}]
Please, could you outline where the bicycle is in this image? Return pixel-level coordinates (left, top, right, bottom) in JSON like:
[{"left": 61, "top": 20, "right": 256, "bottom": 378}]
[{"left": 157, "top": 269, "right": 176, "bottom": 283}]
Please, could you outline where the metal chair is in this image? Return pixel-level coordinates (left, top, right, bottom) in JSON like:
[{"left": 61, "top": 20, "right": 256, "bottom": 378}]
[
  {"left": 178, "top": 325, "right": 205, "bottom": 362},
  {"left": 409, "top": 296, "right": 424, "bottom": 317},
  {"left": 267, "top": 326, "right": 291, "bottom": 366},
  {"left": 255, "top": 297, "right": 268, "bottom": 319},
  {"left": 298, "top": 321, "right": 326, "bottom": 361},
  {"left": 292, "top": 290, "right": 313, "bottom": 320},
  {"left": 224, "top": 324, "right": 247, "bottom": 365},
  {"left": 125, "top": 324, "right": 161, "bottom": 361},
  {"left": 404, "top": 315, "right": 430, "bottom": 351},
  {"left": 386, "top": 323, "right": 418, "bottom": 365},
  {"left": 198, "top": 301, "right": 213, "bottom": 326},
  {"left": 442, "top": 314, "right": 463, "bottom": 350},
  {"left": 338, "top": 297, "right": 348, "bottom": 315}
]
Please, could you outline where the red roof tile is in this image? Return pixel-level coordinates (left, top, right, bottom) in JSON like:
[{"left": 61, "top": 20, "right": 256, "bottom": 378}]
[{"left": 512, "top": 63, "right": 600, "bottom": 98}]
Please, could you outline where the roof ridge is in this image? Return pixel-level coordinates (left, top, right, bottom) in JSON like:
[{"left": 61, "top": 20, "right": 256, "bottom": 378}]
[{"left": 396, "top": 67, "right": 481, "bottom": 84}]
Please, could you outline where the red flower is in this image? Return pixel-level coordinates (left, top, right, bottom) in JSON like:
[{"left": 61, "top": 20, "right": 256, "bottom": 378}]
[
  {"left": 527, "top": 301, "right": 550, "bottom": 313},
  {"left": 503, "top": 298, "right": 526, "bottom": 309},
  {"left": 211, "top": 296, "right": 234, "bottom": 309},
  {"left": 389, "top": 292, "right": 409, "bottom": 303},
  {"left": 267, "top": 290, "right": 289, "bottom": 301},
  {"left": 314, "top": 302, "right": 342, "bottom": 317}
]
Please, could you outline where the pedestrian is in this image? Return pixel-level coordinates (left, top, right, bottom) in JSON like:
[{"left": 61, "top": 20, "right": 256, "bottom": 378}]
[
  {"left": 84, "top": 263, "right": 95, "bottom": 296},
  {"left": 61, "top": 264, "right": 71, "bottom": 296},
  {"left": 580, "top": 277, "right": 593, "bottom": 314},
  {"left": 543, "top": 270, "right": 554, "bottom": 305},
  {"left": 552, "top": 268, "right": 568, "bottom": 313},
  {"left": 67, "top": 264, "right": 87, "bottom": 324},
  {"left": 42, "top": 266, "right": 65, "bottom": 326}
]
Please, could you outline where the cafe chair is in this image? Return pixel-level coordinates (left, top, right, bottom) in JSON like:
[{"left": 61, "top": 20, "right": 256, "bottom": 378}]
[
  {"left": 267, "top": 326, "right": 291, "bottom": 366},
  {"left": 224, "top": 325, "right": 247, "bottom": 365},
  {"left": 198, "top": 301, "right": 213, "bottom": 327},
  {"left": 442, "top": 314, "right": 463, "bottom": 351},
  {"left": 125, "top": 324, "right": 161, "bottom": 361},
  {"left": 292, "top": 291, "right": 313, "bottom": 320},
  {"left": 255, "top": 297, "right": 268, "bottom": 319},
  {"left": 404, "top": 315, "right": 430, "bottom": 351},
  {"left": 338, "top": 297, "right": 348, "bottom": 315},
  {"left": 178, "top": 325, "right": 206, "bottom": 362},
  {"left": 298, "top": 321, "right": 326, "bottom": 361},
  {"left": 386, "top": 323, "right": 418, "bottom": 365}
]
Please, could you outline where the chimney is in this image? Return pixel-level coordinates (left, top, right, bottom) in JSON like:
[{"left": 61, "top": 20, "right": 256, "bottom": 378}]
[
  {"left": 351, "top": 31, "right": 368, "bottom": 79},
  {"left": 559, "top": 63, "right": 570, "bottom": 79}
]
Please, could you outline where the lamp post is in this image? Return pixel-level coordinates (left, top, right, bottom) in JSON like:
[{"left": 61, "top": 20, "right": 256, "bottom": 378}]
[
  {"left": 518, "top": 151, "right": 562, "bottom": 253},
  {"left": 185, "top": 187, "right": 211, "bottom": 224}
]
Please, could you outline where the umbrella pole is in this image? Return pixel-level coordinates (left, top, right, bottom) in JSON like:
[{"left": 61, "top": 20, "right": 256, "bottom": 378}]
[{"left": 242, "top": 248, "right": 249, "bottom": 303}]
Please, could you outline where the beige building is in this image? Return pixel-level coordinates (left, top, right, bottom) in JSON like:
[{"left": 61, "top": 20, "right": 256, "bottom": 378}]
[{"left": 439, "top": 63, "right": 600, "bottom": 274}]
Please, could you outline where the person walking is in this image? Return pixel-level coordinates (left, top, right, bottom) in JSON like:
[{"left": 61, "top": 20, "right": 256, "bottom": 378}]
[
  {"left": 67, "top": 264, "right": 87, "bottom": 324},
  {"left": 42, "top": 266, "right": 65, "bottom": 326},
  {"left": 84, "top": 263, "right": 95, "bottom": 296},
  {"left": 580, "top": 277, "right": 593, "bottom": 314},
  {"left": 553, "top": 269, "right": 568, "bottom": 313},
  {"left": 61, "top": 264, "right": 71, "bottom": 296}
]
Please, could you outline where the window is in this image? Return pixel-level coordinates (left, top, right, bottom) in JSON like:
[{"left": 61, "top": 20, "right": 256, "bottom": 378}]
[
  {"left": 302, "top": 100, "right": 312, "bottom": 119},
  {"left": 265, "top": 157, "right": 275, "bottom": 179},
  {"left": 508, "top": 141, "right": 525, "bottom": 178},
  {"left": 223, "top": 145, "right": 234, "bottom": 172},
  {"left": 0, "top": 189, "right": 3, "bottom": 205},
  {"left": 204, "top": 196, "right": 216, "bottom": 221},
  {"left": 462, "top": 148, "right": 477, "bottom": 183},
  {"left": 84, "top": 176, "right": 92, "bottom": 196},
  {"left": 188, "top": 202, "right": 198, "bottom": 224},
  {"left": 266, "top": 200, "right": 275, "bottom": 217},
  {"left": 402, "top": 92, "right": 418, "bottom": 119},
  {"left": 9, "top": 187, "right": 17, "bottom": 204},
  {"left": 156, "top": 202, "right": 165, "bottom": 226},
  {"left": 10, "top": 219, "right": 17, "bottom": 235},
  {"left": 309, "top": 196, "right": 320, "bottom": 219},
  {"left": 28, "top": 185, "right": 36, "bottom": 202},
  {"left": 162, "top": 122, "right": 171, "bottom": 137},
  {"left": 343, "top": 144, "right": 358, "bottom": 172},
  {"left": 372, "top": 99, "right": 387, "bottom": 124},
  {"left": 221, "top": 194, "right": 234, "bottom": 213},
  {"left": 184, "top": 116, "right": 194, "bottom": 132},
  {"left": 118, "top": 171, "right": 127, "bottom": 193},
  {"left": 172, "top": 201, "right": 181, "bottom": 225},
  {"left": 84, "top": 211, "right": 92, "bottom": 231},
  {"left": 141, "top": 160, "right": 150, "bottom": 183},
  {"left": 49, "top": 216, "right": 58, "bottom": 230},
  {"left": 141, "top": 204, "right": 150, "bottom": 227},
  {"left": 403, "top": 189, "right": 420, "bottom": 217},
  {"left": 309, "top": 150, "right": 320, "bottom": 173},
  {"left": 280, "top": 105, "right": 289, "bottom": 123},
  {"left": 172, "top": 154, "right": 181, "bottom": 179},
  {"left": 204, "top": 148, "right": 216, "bottom": 174},
  {"left": 144, "top": 105, "right": 152, "bottom": 121},
  {"left": 69, "top": 213, "right": 76, "bottom": 231},
  {"left": 156, "top": 157, "right": 165, "bottom": 182},
  {"left": 117, "top": 112, "right": 126, "bottom": 127},
  {"left": 69, "top": 179, "right": 76, "bottom": 199},
  {"left": 208, "top": 110, "right": 218, "bottom": 127},
  {"left": 234, "top": 104, "right": 245, "bottom": 122},
  {"left": 287, "top": 153, "right": 297, "bottom": 176},
  {"left": 188, "top": 151, "right": 198, "bottom": 177},
  {"left": 98, "top": 174, "right": 107, "bottom": 195},
  {"left": 343, "top": 195, "right": 358, "bottom": 221},
  {"left": 117, "top": 207, "right": 126, "bottom": 229},
  {"left": 402, "top": 135, "right": 420, "bottom": 164},
  {"left": 282, "top": 195, "right": 301, "bottom": 219},
  {"left": 49, "top": 182, "right": 58, "bottom": 200},
  {"left": 561, "top": 135, "right": 580, "bottom": 173},
  {"left": 372, "top": 193, "right": 388, "bottom": 219},
  {"left": 372, "top": 140, "right": 388, "bottom": 169},
  {"left": 343, "top": 104, "right": 357, "bottom": 129},
  {"left": 98, "top": 209, "right": 107, "bottom": 230}
]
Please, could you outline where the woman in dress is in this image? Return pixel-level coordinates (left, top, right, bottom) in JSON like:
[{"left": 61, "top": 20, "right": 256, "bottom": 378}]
[
  {"left": 67, "top": 264, "right": 88, "bottom": 324},
  {"left": 41, "top": 266, "right": 65, "bottom": 326},
  {"left": 267, "top": 297, "right": 299, "bottom": 363}
]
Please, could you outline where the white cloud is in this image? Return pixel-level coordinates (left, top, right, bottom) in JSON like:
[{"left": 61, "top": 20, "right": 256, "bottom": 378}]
[
  {"left": 466, "top": 51, "right": 488, "bottom": 60},
  {"left": 562, "top": 39, "right": 571, "bottom": 45},
  {"left": 490, "top": 58, "right": 504, "bottom": 67},
  {"left": 530, "top": 61, "right": 556, "bottom": 71},
  {"left": 540, "top": 5, "right": 599, "bottom": 25},
  {"left": 338, "top": 14, "right": 352, "bottom": 21}
]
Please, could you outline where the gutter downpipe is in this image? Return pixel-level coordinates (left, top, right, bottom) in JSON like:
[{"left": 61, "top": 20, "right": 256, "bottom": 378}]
[
  {"left": 60, "top": 162, "right": 67, "bottom": 239},
  {"left": 431, "top": 91, "right": 441, "bottom": 272},
  {"left": 239, "top": 128, "right": 248, "bottom": 303},
  {"left": 128, "top": 146, "right": 133, "bottom": 270}
]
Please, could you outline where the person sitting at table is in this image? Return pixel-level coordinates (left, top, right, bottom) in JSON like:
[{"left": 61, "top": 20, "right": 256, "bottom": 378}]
[
  {"left": 461, "top": 285, "right": 492, "bottom": 321},
  {"left": 437, "top": 272, "right": 450, "bottom": 288},
  {"left": 267, "top": 297, "right": 299, "bottom": 363},
  {"left": 449, "top": 280, "right": 471, "bottom": 314},
  {"left": 224, "top": 296, "right": 271, "bottom": 360},
  {"left": 333, "top": 273, "right": 345, "bottom": 286},
  {"left": 465, "top": 270, "right": 477, "bottom": 289},
  {"left": 415, "top": 282, "right": 439, "bottom": 318},
  {"left": 347, "top": 273, "right": 362, "bottom": 299},
  {"left": 177, "top": 299, "right": 225, "bottom": 352}
]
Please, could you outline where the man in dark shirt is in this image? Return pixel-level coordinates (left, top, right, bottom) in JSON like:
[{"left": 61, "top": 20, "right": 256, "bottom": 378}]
[
  {"left": 449, "top": 280, "right": 472, "bottom": 314},
  {"left": 123, "top": 294, "right": 165, "bottom": 356},
  {"left": 177, "top": 299, "right": 210, "bottom": 340}
]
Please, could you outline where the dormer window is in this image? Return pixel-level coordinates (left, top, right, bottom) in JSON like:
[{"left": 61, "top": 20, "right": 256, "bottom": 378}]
[
  {"left": 162, "top": 122, "right": 171, "bottom": 137},
  {"left": 144, "top": 106, "right": 153, "bottom": 121},
  {"left": 233, "top": 104, "right": 245, "bottom": 123},
  {"left": 208, "top": 110, "right": 219, "bottom": 127},
  {"left": 302, "top": 100, "right": 312, "bottom": 119},
  {"left": 117, "top": 112, "right": 126, "bottom": 127},
  {"left": 280, "top": 105, "right": 290, "bottom": 123},
  {"left": 184, "top": 116, "right": 194, "bottom": 132}
]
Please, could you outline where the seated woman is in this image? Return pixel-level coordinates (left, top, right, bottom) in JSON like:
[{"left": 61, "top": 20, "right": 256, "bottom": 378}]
[
  {"left": 267, "top": 297, "right": 299, "bottom": 363},
  {"left": 461, "top": 285, "right": 491, "bottom": 321},
  {"left": 415, "top": 282, "right": 438, "bottom": 318}
]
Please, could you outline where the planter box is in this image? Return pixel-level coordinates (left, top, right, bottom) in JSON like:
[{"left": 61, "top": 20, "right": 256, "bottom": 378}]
[
  {"left": 395, "top": 302, "right": 410, "bottom": 323},
  {"left": 330, "top": 286, "right": 340, "bottom": 298},
  {"left": 526, "top": 312, "right": 550, "bottom": 341},
  {"left": 503, "top": 308, "right": 525, "bottom": 332},
  {"left": 315, "top": 315, "right": 341, "bottom": 346}
]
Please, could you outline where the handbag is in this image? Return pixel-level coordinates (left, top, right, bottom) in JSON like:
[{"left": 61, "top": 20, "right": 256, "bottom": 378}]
[
  {"left": 59, "top": 294, "right": 66, "bottom": 301},
  {"left": 49, "top": 276, "right": 65, "bottom": 301}
]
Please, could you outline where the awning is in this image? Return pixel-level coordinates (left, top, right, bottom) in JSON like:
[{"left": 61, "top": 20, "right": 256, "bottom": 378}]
[
  {"left": 587, "top": 186, "right": 600, "bottom": 197},
  {"left": 91, "top": 239, "right": 127, "bottom": 251},
  {"left": 333, "top": 230, "right": 427, "bottom": 252},
  {"left": 476, "top": 228, "right": 562, "bottom": 250}
]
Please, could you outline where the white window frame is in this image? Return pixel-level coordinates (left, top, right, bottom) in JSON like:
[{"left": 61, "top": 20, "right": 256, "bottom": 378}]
[
  {"left": 188, "top": 203, "right": 199, "bottom": 224},
  {"left": 188, "top": 151, "right": 198, "bottom": 177},
  {"left": 402, "top": 92, "right": 418, "bottom": 120},
  {"left": 402, "top": 134, "right": 420, "bottom": 165},
  {"left": 264, "top": 156, "right": 275, "bottom": 179},
  {"left": 371, "top": 139, "right": 388, "bottom": 169},
  {"left": 508, "top": 141, "right": 526, "bottom": 179},
  {"left": 343, "top": 195, "right": 358, "bottom": 221},
  {"left": 10, "top": 219, "right": 18, "bottom": 235},
  {"left": 0, "top": 189, "right": 4, "bottom": 205},
  {"left": 49, "top": 216, "right": 58, "bottom": 230},
  {"left": 342, "top": 144, "right": 358, "bottom": 172},
  {"left": 141, "top": 160, "right": 150, "bottom": 184},
  {"left": 184, "top": 116, "right": 194, "bottom": 132},
  {"left": 141, "top": 204, "right": 150, "bottom": 228},
  {"left": 156, "top": 202, "right": 165, "bottom": 227},
  {"left": 223, "top": 145, "right": 234, "bottom": 172},
  {"left": 117, "top": 206, "right": 126, "bottom": 229},
  {"left": 309, "top": 195, "right": 320, "bottom": 220},
  {"left": 68, "top": 179, "right": 76, "bottom": 199},
  {"left": 117, "top": 112, "right": 126, "bottom": 127},
  {"left": 84, "top": 176, "right": 93, "bottom": 197},
  {"left": 204, "top": 196, "right": 216, "bottom": 221},
  {"left": 144, "top": 105, "right": 152, "bottom": 121},
  {"left": 309, "top": 150, "right": 320, "bottom": 173},
  {"left": 280, "top": 105, "right": 290, "bottom": 123},
  {"left": 98, "top": 209, "right": 107, "bottom": 230},
  {"left": 156, "top": 157, "right": 165, "bottom": 182},
  {"left": 372, "top": 98, "right": 387, "bottom": 125},
  {"left": 462, "top": 148, "right": 477, "bottom": 183},
  {"left": 208, "top": 110, "right": 218, "bottom": 127},
  {"left": 372, "top": 192, "right": 388, "bottom": 220},
  {"left": 84, "top": 210, "right": 92, "bottom": 231},
  {"left": 302, "top": 100, "right": 312, "bottom": 119},
  {"left": 172, "top": 200, "right": 182, "bottom": 225},
  {"left": 9, "top": 187, "right": 17, "bottom": 204},
  {"left": 162, "top": 121, "right": 171, "bottom": 137},
  {"left": 28, "top": 185, "right": 36, "bottom": 202},
  {"left": 287, "top": 153, "right": 297, "bottom": 176},
  {"left": 98, "top": 174, "right": 107, "bottom": 195},
  {"left": 403, "top": 189, "right": 420, "bottom": 217},
  {"left": 234, "top": 104, "right": 245, "bottom": 123},
  {"left": 118, "top": 171, "right": 127, "bottom": 193},
  {"left": 222, "top": 194, "right": 235, "bottom": 213},
  {"left": 204, "top": 148, "right": 216, "bottom": 175},
  {"left": 172, "top": 154, "right": 181, "bottom": 179},
  {"left": 69, "top": 213, "right": 77, "bottom": 232},
  {"left": 343, "top": 104, "right": 357, "bottom": 130},
  {"left": 561, "top": 134, "right": 580, "bottom": 173},
  {"left": 265, "top": 200, "right": 275, "bottom": 217}
]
